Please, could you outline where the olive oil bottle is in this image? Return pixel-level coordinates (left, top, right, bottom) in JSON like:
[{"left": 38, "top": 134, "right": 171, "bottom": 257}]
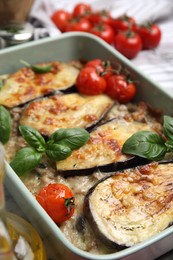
[
  {"left": 0, "top": 143, "right": 47, "bottom": 259},
  {"left": 0, "top": 144, "right": 14, "bottom": 260}
]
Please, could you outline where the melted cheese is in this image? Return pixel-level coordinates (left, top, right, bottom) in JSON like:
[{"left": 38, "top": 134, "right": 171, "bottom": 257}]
[
  {"left": 20, "top": 93, "right": 114, "bottom": 136},
  {"left": 0, "top": 61, "right": 79, "bottom": 108},
  {"left": 88, "top": 163, "right": 173, "bottom": 247},
  {"left": 56, "top": 119, "right": 154, "bottom": 171}
]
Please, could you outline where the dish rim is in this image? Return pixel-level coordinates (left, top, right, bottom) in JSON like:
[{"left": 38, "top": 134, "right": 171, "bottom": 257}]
[{"left": 2, "top": 31, "right": 173, "bottom": 259}]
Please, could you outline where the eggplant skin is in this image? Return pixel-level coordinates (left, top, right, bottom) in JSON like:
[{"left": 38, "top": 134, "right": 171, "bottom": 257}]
[
  {"left": 60, "top": 156, "right": 150, "bottom": 177},
  {"left": 84, "top": 162, "right": 173, "bottom": 249}
]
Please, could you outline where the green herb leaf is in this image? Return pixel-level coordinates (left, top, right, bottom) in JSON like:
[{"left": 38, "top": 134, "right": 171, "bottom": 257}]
[
  {"left": 163, "top": 115, "right": 173, "bottom": 141},
  {"left": 165, "top": 140, "right": 173, "bottom": 150},
  {"left": 31, "top": 64, "right": 52, "bottom": 74},
  {"left": 0, "top": 79, "right": 3, "bottom": 90},
  {"left": 10, "top": 147, "right": 42, "bottom": 176},
  {"left": 122, "top": 130, "right": 167, "bottom": 161},
  {"left": 2, "top": 24, "right": 22, "bottom": 34},
  {"left": 20, "top": 59, "right": 52, "bottom": 74},
  {"left": 49, "top": 128, "right": 90, "bottom": 150},
  {"left": 19, "top": 125, "right": 46, "bottom": 152},
  {"left": 0, "top": 106, "right": 11, "bottom": 144},
  {"left": 46, "top": 143, "right": 72, "bottom": 161}
]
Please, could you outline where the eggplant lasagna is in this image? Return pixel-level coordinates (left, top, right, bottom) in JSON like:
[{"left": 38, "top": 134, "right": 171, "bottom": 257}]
[{"left": 2, "top": 60, "right": 172, "bottom": 255}]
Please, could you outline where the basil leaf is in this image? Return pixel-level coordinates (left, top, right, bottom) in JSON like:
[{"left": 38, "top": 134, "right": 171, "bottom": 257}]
[
  {"left": 46, "top": 143, "right": 72, "bottom": 161},
  {"left": 0, "top": 79, "right": 3, "bottom": 90},
  {"left": 10, "top": 147, "right": 42, "bottom": 176},
  {"left": 31, "top": 64, "right": 52, "bottom": 74},
  {"left": 19, "top": 125, "right": 45, "bottom": 152},
  {"left": 0, "top": 106, "right": 11, "bottom": 144},
  {"left": 20, "top": 59, "right": 52, "bottom": 74},
  {"left": 122, "top": 130, "right": 167, "bottom": 161},
  {"left": 163, "top": 115, "right": 173, "bottom": 141},
  {"left": 165, "top": 140, "right": 173, "bottom": 151},
  {"left": 50, "top": 128, "right": 90, "bottom": 150}
]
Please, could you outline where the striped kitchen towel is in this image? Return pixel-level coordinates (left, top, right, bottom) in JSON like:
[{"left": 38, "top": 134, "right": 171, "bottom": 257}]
[
  {"left": 29, "top": 0, "right": 173, "bottom": 97},
  {"left": 1, "top": 0, "right": 172, "bottom": 96}
]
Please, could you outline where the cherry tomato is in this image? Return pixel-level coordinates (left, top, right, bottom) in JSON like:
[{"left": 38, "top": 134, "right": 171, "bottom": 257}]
[
  {"left": 36, "top": 183, "right": 75, "bottom": 224},
  {"left": 90, "top": 23, "right": 115, "bottom": 44},
  {"left": 72, "top": 3, "right": 92, "bottom": 18},
  {"left": 76, "top": 66, "right": 107, "bottom": 95},
  {"left": 111, "top": 15, "right": 137, "bottom": 34},
  {"left": 105, "top": 75, "right": 136, "bottom": 103},
  {"left": 89, "top": 10, "right": 113, "bottom": 25},
  {"left": 113, "top": 30, "right": 142, "bottom": 59},
  {"left": 65, "top": 17, "right": 92, "bottom": 32},
  {"left": 51, "top": 10, "right": 72, "bottom": 32},
  {"left": 138, "top": 23, "right": 161, "bottom": 49},
  {"left": 85, "top": 59, "right": 113, "bottom": 80}
]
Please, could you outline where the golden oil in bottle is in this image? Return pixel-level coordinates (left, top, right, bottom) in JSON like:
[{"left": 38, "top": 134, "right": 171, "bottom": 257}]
[{"left": 0, "top": 145, "right": 14, "bottom": 259}]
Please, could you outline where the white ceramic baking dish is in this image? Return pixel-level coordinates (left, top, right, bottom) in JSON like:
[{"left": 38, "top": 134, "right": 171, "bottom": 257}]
[{"left": 2, "top": 32, "right": 173, "bottom": 260}]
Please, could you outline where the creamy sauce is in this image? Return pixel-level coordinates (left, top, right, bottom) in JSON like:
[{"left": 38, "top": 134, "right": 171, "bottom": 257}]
[{"left": 4, "top": 101, "right": 162, "bottom": 254}]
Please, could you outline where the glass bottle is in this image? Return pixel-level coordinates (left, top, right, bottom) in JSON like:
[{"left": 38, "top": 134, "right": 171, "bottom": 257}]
[
  {"left": 0, "top": 144, "right": 14, "bottom": 259},
  {"left": 0, "top": 143, "right": 47, "bottom": 259}
]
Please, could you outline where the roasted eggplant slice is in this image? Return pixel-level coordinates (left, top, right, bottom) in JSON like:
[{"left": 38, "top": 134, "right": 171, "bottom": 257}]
[
  {"left": 0, "top": 61, "right": 79, "bottom": 108},
  {"left": 84, "top": 162, "right": 173, "bottom": 249},
  {"left": 20, "top": 93, "right": 114, "bottom": 136},
  {"left": 56, "top": 118, "right": 156, "bottom": 175},
  {"left": 102, "top": 101, "right": 163, "bottom": 129}
]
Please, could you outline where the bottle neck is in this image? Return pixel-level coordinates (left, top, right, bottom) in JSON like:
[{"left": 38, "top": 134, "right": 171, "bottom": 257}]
[{"left": 0, "top": 144, "right": 6, "bottom": 221}]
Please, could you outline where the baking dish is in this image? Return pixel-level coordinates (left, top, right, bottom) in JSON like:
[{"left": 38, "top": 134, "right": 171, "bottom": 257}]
[{"left": 2, "top": 32, "right": 173, "bottom": 260}]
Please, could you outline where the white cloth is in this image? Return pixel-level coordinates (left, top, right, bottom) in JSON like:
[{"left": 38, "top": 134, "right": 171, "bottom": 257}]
[{"left": 29, "top": 0, "right": 173, "bottom": 97}]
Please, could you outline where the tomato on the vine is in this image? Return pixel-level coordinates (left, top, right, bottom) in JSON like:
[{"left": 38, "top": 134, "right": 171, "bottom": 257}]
[
  {"left": 138, "top": 23, "right": 161, "bottom": 49},
  {"left": 51, "top": 10, "right": 72, "bottom": 32},
  {"left": 89, "top": 10, "right": 113, "bottom": 25},
  {"left": 36, "top": 183, "right": 75, "bottom": 224},
  {"left": 113, "top": 30, "right": 142, "bottom": 59},
  {"left": 111, "top": 15, "right": 137, "bottom": 34},
  {"left": 76, "top": 66, "right": 107, "bottom": 95},
  {"left": 65, "top": 17, "right": 92, "bottom": 32},
  {"left": 90, "top": 23, "right": 115, "bottom": 44},
  {"left": 85, "top": 59, "right": 113, "bottom": 80},
  {"left": 105, "top": 75, "right": 136, "bottom": 103},
  {"left": 72, "top": 3, "right": 92, "bottom": 18}
]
